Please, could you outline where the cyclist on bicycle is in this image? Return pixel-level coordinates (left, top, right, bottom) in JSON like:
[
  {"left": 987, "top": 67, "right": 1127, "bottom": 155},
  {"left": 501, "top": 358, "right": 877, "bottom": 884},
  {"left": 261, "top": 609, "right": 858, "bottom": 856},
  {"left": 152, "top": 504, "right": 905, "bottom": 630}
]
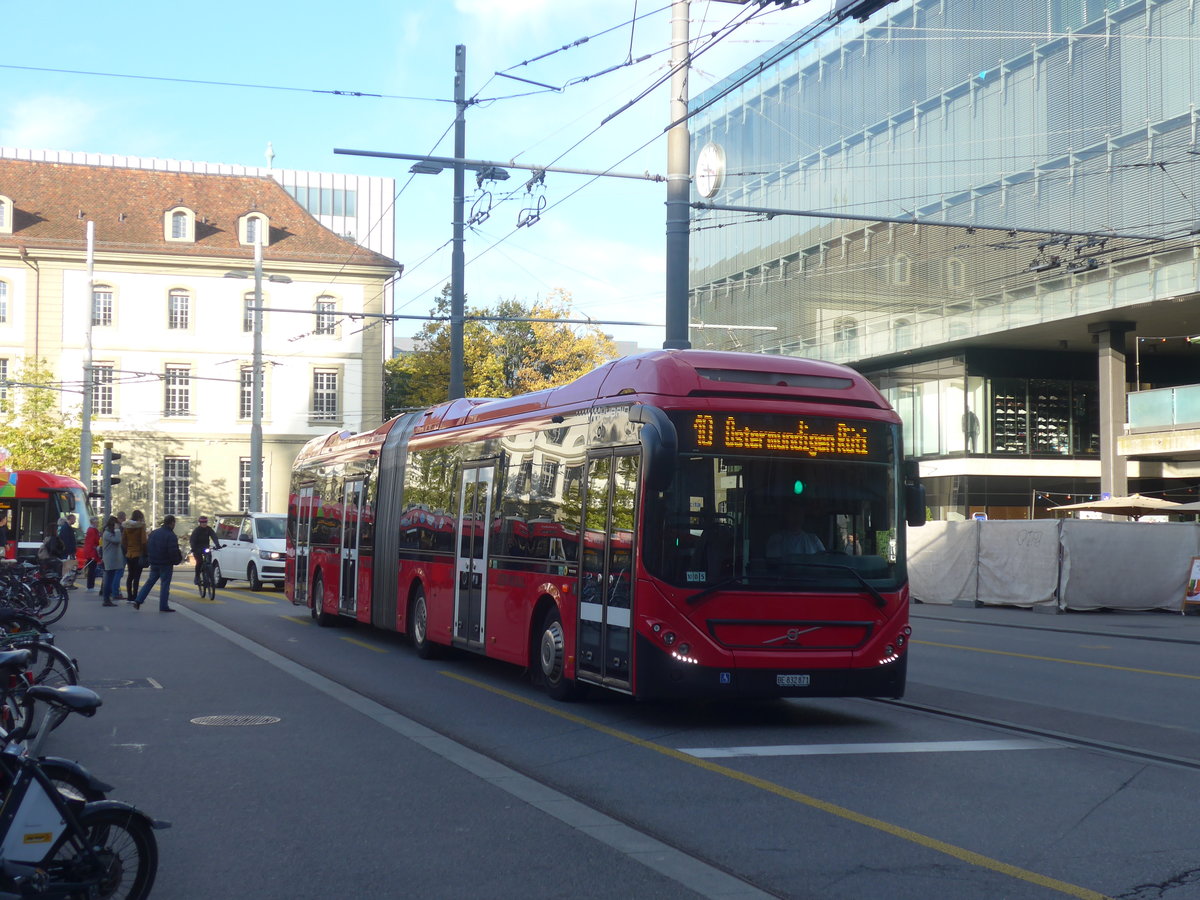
[{"left": 189, "top": 516, "right": 222, "bottom": 586}]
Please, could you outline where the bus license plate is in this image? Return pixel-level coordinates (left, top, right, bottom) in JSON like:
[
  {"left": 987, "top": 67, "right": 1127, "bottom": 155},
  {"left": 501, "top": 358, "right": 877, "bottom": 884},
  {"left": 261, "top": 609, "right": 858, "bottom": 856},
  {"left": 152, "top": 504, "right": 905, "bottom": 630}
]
[{"left": 776, "top": 674, "right": 811, "bottom": 687}]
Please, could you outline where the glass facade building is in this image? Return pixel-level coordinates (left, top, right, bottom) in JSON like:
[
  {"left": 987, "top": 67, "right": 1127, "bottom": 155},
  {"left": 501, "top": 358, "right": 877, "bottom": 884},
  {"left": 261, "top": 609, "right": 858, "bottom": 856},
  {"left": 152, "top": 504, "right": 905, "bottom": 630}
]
[{"left": 688, "top": 0, "right": 1200, "bottom": 519}]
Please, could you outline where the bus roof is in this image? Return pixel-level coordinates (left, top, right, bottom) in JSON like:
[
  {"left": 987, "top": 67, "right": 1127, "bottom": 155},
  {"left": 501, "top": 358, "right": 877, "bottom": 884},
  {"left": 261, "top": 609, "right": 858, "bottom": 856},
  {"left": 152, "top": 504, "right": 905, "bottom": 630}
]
[
  {"left": 10, "top": 470, "right": 87, "bottom": 492},
  {"left": 414, "top": 349, "right": 891, "bottom": 432}
]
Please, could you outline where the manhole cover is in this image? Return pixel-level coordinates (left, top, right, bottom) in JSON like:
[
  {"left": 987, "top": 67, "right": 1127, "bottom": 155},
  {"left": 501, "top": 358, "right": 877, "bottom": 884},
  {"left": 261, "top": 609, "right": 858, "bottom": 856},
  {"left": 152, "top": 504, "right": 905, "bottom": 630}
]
[{"left": 189, "top": 715, "right": 281, "bottom": 727}]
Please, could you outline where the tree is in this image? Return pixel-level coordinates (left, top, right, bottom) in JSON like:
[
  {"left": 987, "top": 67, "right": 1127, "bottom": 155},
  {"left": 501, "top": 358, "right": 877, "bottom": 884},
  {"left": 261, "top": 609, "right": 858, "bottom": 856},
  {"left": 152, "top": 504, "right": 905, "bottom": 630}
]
[
  {"left": 0, "top": 357, "right": 90, "bottom": 475},
  {"left": 385, "top": 287, "right": 618, "bottom": 410}
]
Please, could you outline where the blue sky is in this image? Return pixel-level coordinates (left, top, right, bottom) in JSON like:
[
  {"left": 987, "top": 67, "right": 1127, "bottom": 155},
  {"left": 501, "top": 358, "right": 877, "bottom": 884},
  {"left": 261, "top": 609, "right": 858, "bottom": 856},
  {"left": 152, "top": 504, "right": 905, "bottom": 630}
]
[{"left": 2, "top": 1, "right": 826, "bottom": 345}]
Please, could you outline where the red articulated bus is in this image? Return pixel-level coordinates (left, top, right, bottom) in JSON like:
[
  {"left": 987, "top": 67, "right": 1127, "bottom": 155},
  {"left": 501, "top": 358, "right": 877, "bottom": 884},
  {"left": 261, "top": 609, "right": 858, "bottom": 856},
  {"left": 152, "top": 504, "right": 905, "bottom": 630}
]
[
  {"left": 0, "top": 470, "right": 95, "bottom": 562},
  {"left": 287, "top": 350, "right": 925, "bottom": 701}
]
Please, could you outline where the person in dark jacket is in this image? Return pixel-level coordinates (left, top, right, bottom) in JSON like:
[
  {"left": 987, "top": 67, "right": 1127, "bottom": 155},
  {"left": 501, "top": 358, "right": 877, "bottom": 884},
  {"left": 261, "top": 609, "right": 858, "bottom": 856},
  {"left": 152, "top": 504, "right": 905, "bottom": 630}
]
[
  {"left": 132, "top": 515, "right": 183, "bottom": 612},
  {"left": 189, "top": 516, "right": 222, "bottom": 585},
  {"left": 57, "top": 514, "right": 78, "bottom": 589}
]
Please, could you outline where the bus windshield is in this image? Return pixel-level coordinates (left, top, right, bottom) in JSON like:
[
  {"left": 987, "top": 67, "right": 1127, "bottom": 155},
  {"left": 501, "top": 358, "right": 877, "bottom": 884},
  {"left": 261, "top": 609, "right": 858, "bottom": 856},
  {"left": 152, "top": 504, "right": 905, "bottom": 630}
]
[{"left": 644, "top": 415, "right": 903, "bottom": 593}]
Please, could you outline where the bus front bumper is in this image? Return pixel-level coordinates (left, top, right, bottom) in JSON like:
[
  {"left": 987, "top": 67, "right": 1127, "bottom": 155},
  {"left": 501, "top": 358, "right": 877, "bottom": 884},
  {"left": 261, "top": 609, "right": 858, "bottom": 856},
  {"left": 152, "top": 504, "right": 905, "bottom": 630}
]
[{"left": 633, "top": 634, "right": 907, "bottom": 701}]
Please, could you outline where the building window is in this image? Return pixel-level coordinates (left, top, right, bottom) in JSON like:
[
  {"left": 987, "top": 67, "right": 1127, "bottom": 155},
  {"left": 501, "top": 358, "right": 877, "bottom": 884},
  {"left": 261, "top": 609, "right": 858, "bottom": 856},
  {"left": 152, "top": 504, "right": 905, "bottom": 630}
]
[
  {"left": 538, "top": 459, "right": 560, "bottom": 496},
  {"left": 163, "top": 458, "right": 191, "bottom": 516},
  {"left": 239, "top": 459, "right": 251, "bottom": 512},
  {"left": 243, "top": 293, "right": 255, "bottom": 333},
  {"left": 168, "top": 290, "right": 190, "bottom": 330},
  {"left": 90, "top": 456, "right": 103, "bottom": 499},
  {"left": 240, "top": 367, "right": 253, "bottom": 419},
  {"left": 947, "top": 257, "right": 966, "bottom": 291},
  {"left": 312, "top": 370, "right": 338, "bottom": 422},
  {"left": 93, "top": 286, "right": 113, "bottom": 327},
  {"left": 165, "top": 207, "right": 195, "bottom": 242},
  {"left": 0, "top": 196, "right": 10, "bottom": 234},
  {"left": 315, "top": 296, "right": 337, "bottom": 336},
  {"left": 92, "top": 364, "right": 114, "bottom": 416},
  {"left": 892, "top": 253, "right": 912, "bottom": 286},
  {"left": 241, "top": 213, "right": 269, "bottom": 247},
  {"left": 164, "top": 366, "right": 190, "bottom": 417},
  {"left": 0, "top": 281, "right": 7, "bottom": 323}
]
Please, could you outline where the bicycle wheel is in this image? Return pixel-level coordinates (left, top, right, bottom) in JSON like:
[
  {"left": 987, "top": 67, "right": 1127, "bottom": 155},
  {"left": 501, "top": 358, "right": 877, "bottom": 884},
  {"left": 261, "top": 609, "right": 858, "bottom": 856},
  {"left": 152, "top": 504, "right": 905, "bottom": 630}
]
[
  {"left": 13, "top": 640, "right": 78, "bottom": 689},
  {"left": 45, "top": 806, "right": 158, "bottom": 900},
  {"left": 30, "top": 579, "right": 68, "bottom": 625},
  {"left": 200, "top": 564, "right": 215, "bottom": 600}
]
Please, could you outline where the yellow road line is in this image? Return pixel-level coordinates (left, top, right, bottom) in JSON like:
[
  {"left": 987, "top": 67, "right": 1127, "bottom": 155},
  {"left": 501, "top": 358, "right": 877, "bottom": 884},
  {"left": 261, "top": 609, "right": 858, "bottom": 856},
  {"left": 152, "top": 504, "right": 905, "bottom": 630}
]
[
  {"left": 441, "top": 670, "right": 1111, "bottom": 900},
  {"left": 340, "top": 637, "right": 387, "bottom": 653},
  {"left": 230, "top": 594, "right": 275, "bottom": 605},
  {"left": 915, "top": 639, "right": 1200, "bottom": 680},
  {"left": 281, "top": 615, "right": 311, "bottom": 626}
]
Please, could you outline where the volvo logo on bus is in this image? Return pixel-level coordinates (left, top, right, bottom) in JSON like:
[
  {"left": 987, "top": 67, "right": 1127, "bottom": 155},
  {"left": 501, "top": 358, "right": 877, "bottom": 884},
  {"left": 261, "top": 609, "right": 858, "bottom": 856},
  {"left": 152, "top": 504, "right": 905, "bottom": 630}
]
[{"left": 763, "top": 626, "right": 821, "bottom": 645}]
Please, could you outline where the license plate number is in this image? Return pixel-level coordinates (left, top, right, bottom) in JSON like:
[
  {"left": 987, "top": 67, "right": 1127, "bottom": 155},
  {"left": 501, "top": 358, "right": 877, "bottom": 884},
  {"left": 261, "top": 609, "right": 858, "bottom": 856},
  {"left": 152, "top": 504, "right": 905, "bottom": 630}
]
[{"left": 776, "top": 674, "right": 811, "bottom": 687}]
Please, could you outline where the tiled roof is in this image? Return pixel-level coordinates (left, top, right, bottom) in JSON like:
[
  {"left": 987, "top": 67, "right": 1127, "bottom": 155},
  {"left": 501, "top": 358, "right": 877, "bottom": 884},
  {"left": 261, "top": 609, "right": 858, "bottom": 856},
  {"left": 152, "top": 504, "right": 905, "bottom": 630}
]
[{"left": 0, "top": 158, "right": 399, "bottom": 271}]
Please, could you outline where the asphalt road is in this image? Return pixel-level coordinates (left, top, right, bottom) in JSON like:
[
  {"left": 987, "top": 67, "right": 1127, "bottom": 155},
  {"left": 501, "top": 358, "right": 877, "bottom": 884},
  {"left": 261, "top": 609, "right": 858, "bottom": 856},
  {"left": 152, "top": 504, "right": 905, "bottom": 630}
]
[{"left": 39, "top": 585, "right": 1200, "bottom": 900}]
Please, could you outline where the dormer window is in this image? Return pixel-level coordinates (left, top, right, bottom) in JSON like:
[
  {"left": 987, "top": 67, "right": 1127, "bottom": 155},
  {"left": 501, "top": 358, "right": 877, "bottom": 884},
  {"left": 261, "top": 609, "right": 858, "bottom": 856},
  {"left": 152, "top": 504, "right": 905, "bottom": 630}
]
[
  {"left": 0, "top": 195, "right": 12, "bottom": 235},
  {"left": 240, "top": 212, "right": 269, "bottom": 247},
  {"left": 164, "top": 206, "right": 195, "bottom": 243}
]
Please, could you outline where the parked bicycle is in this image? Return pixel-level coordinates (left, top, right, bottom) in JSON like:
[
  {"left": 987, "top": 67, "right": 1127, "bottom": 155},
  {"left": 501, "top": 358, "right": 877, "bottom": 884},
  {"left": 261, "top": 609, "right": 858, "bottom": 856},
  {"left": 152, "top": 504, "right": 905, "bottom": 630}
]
[
  {"left": 0, "top": 565, "right": 67, "bottom": 626},
  {"left": 0, "top": 653, "right": 166, "bottom": 899}
]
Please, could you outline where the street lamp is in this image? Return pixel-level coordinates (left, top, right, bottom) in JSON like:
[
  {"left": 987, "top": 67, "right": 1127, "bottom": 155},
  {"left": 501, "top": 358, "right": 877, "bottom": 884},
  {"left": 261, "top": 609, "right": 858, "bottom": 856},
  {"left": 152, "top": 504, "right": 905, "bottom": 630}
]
[{"left": 224, "top": 240, "right": 291, "bottom": 513}]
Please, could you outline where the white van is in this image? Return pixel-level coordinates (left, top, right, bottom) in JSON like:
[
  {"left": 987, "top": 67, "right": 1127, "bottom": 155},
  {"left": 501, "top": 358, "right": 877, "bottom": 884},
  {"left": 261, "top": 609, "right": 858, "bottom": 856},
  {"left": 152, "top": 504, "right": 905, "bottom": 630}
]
[{"left": 210, "top": 512, "right": 287, "bottom": 591}]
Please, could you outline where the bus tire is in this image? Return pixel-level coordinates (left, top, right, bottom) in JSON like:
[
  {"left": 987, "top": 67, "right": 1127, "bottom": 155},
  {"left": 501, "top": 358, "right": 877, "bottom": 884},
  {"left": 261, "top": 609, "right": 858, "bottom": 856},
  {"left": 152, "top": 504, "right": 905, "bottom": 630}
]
[
  {"left": 410, "top": 586, "right": 440, "bottom": 659},
  {"left": 538, "top": 607, "right": 583, "bottom": 701},
  {"left": 311, "top": 573, "right": 336, "bottom": 627}
]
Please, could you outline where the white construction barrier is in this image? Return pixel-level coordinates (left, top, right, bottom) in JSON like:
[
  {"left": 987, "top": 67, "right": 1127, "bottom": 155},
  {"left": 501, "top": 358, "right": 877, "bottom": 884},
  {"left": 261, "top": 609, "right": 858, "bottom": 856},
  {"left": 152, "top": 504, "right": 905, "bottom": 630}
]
[
  {"left": 908, "top": 519, "right": 1200, "bottom": 611},
  {"left": 977, "top": 520, "right": 1060, "bottom": 609}
]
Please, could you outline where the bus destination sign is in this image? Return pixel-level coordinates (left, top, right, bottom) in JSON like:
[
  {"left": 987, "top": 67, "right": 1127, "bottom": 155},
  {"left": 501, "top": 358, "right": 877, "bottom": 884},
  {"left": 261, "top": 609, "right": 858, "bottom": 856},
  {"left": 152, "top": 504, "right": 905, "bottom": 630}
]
[{"left": 684, "top": 413, "right": 886, "bottom": 458}]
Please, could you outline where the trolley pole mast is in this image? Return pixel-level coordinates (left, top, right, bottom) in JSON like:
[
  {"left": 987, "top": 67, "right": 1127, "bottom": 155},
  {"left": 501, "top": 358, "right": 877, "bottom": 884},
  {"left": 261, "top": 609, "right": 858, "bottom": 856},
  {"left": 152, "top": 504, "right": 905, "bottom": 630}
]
[{"left": 663, "top": 0, "right": 692, "bottom": 350}]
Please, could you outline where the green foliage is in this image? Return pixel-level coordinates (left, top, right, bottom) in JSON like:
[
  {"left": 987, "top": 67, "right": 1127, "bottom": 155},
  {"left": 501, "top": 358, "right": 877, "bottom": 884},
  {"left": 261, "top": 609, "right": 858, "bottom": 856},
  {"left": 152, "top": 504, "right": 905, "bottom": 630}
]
[
  {"left": 0, "top": 357, "right": 91, "bottom": 475},
  {"left": 385, "top": 286, "right": 618, "bottom": 411}
]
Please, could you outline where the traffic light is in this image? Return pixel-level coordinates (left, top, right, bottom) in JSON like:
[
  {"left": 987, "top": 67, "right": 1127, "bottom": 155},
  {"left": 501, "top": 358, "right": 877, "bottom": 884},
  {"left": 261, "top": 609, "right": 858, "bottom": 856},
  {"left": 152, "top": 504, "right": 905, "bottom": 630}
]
[{"left": 101, "top": 443, "right": 122, "bottom": 517}]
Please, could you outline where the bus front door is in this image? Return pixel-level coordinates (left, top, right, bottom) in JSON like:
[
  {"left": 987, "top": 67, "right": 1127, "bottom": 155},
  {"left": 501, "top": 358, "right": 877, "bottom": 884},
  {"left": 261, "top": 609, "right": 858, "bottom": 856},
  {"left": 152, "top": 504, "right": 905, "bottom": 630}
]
[
  {"left": 576, "top": 451, "right": 638, "bottom": 691},
  {"left": 454, "top": 464, "right": 493, "bottom": 651},
  {"left": 340, "top": 480, "right": 364, "bottom": 616},
  {"left": 294, "top": 486, "right": 314, "bottom": 608}
]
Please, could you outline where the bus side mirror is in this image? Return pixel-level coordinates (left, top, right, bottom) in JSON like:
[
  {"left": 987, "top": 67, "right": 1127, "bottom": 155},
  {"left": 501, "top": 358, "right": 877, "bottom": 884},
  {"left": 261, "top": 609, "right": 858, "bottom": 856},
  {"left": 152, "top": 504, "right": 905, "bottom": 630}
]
[
  {"left": 629, "top": 404, "right": 677, "bottom": 492},
  {"left": 904, "top": 458, "right": 926, "bottom": 527}
]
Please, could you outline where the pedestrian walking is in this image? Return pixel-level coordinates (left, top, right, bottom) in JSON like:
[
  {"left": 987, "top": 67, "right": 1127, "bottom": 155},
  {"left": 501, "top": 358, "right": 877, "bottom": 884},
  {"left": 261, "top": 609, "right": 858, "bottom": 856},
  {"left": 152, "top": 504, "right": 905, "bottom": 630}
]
[
  {"left": 113, "top": 511, "right": 128, "bottom": 598},
  {"left": 98, "top": 515, "right": 125, "bottom": 607},
  {"left": 0, "top": 510, "right": 11, "bottom": 560},
  {"left": 132, "top": 515, "right": 183, "bottom": 612},
  {"left": 57, "top": 514, "right": 78, "bottom": 589},
  {"left": 121, "top": 510, "right": 149, "bottom": 602},
  {"left": 82, "top": 520, "right": 101, "bottom": 591}
]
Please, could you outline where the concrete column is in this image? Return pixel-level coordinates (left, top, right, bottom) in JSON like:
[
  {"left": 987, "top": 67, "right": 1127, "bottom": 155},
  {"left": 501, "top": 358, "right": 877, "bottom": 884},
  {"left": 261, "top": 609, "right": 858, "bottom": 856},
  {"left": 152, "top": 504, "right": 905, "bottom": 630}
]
[{"left": 1088, "top": 320, "right": 1135, "bottom": 498}]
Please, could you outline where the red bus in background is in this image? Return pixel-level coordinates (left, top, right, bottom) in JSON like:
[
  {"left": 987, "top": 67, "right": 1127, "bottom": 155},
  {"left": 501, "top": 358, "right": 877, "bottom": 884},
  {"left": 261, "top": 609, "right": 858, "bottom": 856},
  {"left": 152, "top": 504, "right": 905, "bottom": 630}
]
[
  {"left": 0, "top": 470, "right": 94, "bottom": 561},
  {"left": 287, "top": 350, "right": 925, "bottom": 702}
]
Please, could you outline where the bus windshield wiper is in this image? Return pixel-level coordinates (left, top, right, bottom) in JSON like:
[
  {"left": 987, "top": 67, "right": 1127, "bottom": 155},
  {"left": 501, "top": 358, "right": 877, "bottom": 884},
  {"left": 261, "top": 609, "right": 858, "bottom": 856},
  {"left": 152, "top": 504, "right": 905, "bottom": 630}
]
[
  {"left": 685, "top": 575, "right": 748, "bottom": 606},
  {"left": 778, "top": 561, "right": 888, "bottom": 607},
  {"left": 686, "top": 564, "right": 888, "bottom": 608}
]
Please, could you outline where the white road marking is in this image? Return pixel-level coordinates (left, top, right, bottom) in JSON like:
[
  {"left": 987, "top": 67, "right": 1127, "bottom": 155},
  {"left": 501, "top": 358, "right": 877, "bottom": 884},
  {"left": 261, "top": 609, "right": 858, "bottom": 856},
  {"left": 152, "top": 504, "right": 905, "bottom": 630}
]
[{"left": 680, "top": 739, "right": 1055, "bottom": 758}]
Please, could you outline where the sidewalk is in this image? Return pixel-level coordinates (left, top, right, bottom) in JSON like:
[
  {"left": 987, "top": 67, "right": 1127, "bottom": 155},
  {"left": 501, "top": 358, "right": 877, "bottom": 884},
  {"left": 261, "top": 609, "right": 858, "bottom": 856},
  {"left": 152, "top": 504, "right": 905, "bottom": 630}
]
[{"left": 911, "top": 599, "right": 1200, "bottom": 644}]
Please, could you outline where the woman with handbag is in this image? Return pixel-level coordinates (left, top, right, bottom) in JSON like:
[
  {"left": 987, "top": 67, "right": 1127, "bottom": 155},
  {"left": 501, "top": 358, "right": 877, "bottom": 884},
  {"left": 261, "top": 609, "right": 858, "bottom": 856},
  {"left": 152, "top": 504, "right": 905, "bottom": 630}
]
[{"left": 121, "top": 509, "right": 149, "bottom": 604}]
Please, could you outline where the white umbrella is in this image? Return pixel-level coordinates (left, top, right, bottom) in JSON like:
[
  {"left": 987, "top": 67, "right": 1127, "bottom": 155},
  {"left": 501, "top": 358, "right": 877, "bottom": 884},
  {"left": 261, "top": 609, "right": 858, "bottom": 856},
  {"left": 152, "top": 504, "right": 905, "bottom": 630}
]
[{"left": 1051, "top": 493, "right": 1184, "bottom": 520}]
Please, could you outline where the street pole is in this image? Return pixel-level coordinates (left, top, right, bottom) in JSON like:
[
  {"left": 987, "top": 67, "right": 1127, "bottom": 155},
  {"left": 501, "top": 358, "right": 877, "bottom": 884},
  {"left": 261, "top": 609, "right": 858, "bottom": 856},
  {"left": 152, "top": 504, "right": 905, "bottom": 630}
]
[
  {"left": 450, "top": 44, "right": 467, "bottom": 400},
  {"left": 250, "top": 237, "right": 264, "bottom": 513},
  {"left": 663, "top": 0, "right": 692, "bottom": 350},
  {"left": 80, "top": 221, "right": 94, "bottom": 490}
]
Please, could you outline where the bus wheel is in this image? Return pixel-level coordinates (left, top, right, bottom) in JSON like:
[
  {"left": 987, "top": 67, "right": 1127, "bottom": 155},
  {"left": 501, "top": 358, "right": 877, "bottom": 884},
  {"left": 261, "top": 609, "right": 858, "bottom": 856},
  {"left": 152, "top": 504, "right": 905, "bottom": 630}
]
[
  {"left": 410, "top": 586, "right": 440, "bottom": 659},
  {"left": 311, "top": 573, "right": 336, "bottom": 627},
  {"left": 538, "top": 608, "right": 582, "bottom": 701}
]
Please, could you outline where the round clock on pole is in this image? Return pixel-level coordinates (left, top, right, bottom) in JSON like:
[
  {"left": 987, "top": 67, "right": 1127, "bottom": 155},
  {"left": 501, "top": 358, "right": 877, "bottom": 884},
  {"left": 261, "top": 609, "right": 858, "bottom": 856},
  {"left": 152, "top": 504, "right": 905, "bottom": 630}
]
[{"left": 694, "top": 142, "right": 726, "bottom": 198}]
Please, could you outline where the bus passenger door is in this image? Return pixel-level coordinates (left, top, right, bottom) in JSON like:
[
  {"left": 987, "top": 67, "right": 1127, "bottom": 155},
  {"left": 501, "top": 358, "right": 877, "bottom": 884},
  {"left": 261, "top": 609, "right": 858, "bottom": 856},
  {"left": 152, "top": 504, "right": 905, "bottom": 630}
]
[
  {"left": 576, "top": 451, "right": 638, "bottom": 691},
  {"left": 340, "top": 479, "right": 364, "bottom": 615},
  {"left": 294, "top": 486, "right": 315, "bottom": 608},
  {"left": 454, "top": 464, "right": 494, "bottom": 651}
]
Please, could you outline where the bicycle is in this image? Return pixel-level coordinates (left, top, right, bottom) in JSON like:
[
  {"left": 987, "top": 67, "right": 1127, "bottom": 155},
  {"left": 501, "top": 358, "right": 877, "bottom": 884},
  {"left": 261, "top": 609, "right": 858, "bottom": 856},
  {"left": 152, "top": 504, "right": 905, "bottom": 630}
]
[
  {"left": 197, "top": 547, "right": 217, "bottom": 601},
  {"left": 0, "top": 672, "right": 166, "bottom": 900}
]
